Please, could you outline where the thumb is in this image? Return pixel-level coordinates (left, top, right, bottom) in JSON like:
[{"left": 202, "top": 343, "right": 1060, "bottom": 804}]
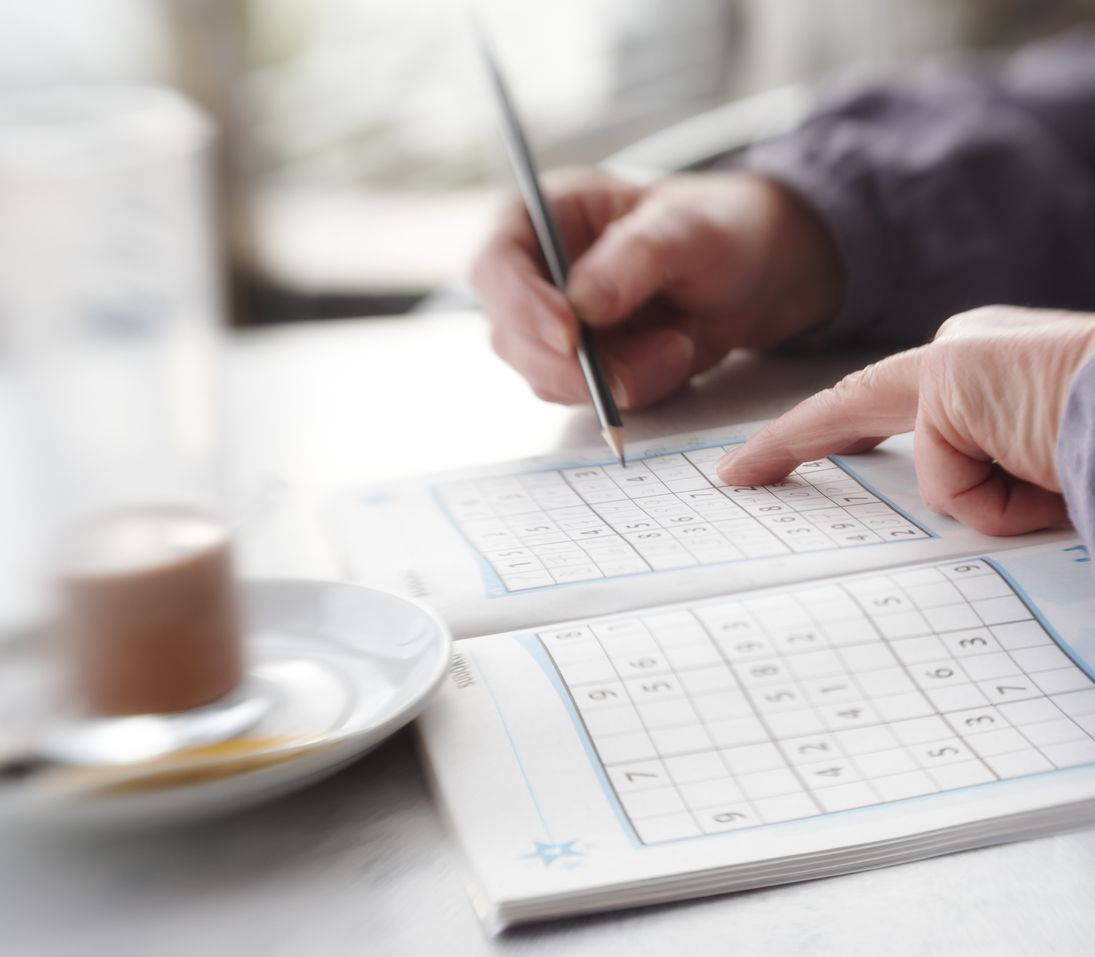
[{"left": 566, "top": 200, "right": 688, "bottom": 328}]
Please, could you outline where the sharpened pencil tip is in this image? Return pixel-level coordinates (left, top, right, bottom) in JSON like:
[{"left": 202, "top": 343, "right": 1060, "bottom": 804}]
[{"left": 602, "top": 426, "right": 626, "bottom": 467}]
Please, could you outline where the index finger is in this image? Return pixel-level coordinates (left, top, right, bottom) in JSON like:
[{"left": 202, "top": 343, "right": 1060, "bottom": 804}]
[
  {"left": 716, "top": 347, "right": 927, "bottom": 485},
  {"left": 471, "top": 201, "right": 578, "bottom": 354}
]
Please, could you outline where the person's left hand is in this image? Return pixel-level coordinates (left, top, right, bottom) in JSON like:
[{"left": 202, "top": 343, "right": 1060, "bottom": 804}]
[{"left": 716, "top": 305, "right": 1095, "bottom": 535}]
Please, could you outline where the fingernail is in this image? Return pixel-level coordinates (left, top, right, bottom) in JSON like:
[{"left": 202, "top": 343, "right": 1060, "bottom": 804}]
[
  {"left": 662, "top": 328, "right": 695, "bottom": 369},
  {"left": 716, "top": 447, "right": 742, "bottom": 479},
  {"left": 610, "top": 375, "right": 630, "bottom": 410}
]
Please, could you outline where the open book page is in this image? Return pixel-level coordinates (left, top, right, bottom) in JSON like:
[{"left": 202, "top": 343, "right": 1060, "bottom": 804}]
[
  {"left": 417, "top": 539, "right": 1095, "bottom": 929},
  {"left": 331, "top": 422, "right": 1069, "bottom": 638}
]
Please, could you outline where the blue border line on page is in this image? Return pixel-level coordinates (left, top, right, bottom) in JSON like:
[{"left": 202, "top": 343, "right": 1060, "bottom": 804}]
[
  {"left": 427, "top": 484, "right": 507, "bottom": 596},
  {"left": 511, "top": 562, "right": 1095, "bottom": 850},
  {"left": 829, "top": 453, "right": 932, "bottom": 536},
  {"left": 429, "top": 439, "right": 936, "bottom": 600},
  {"left": 517, "top": 633, "right": 642, "bottom": 847},
  {"left": 985, "top": 557, "right": 1095, "bottom": 683},
  {"left": 472, "top": 643, "right": 558, "bottom": 843}
]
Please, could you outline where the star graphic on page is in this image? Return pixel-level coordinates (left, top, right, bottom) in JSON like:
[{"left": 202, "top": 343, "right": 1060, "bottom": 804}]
[{"left": 524, "top": 839, "right": 583, "bottom": 867}]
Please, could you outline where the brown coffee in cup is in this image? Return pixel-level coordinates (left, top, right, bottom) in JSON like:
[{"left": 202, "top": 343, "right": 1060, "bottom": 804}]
[{"left": 59, "top": 506, "right": 243, "bottom": 716}]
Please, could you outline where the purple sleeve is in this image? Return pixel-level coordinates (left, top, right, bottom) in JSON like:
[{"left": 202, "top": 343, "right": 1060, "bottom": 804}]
[
  {"left": 741, "top": 30, "right": 1095, "bottom": 347},
  {"left": 1058, "top": 355, "right": 1095, "bottom": 551}
]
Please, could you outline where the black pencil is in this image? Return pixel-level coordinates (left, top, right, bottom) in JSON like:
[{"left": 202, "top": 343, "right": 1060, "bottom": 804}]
[{"left": 475, "top": 25, "right": 627, "bottom": 467}]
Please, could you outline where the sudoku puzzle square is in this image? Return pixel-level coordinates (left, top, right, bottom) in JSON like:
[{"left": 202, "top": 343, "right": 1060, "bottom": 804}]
[
  {"left": 437, "top": 446, "right": 929, "bottom": 592},
  {"left": 536, "top": 559, "right": 1095, "bottom": 844}
]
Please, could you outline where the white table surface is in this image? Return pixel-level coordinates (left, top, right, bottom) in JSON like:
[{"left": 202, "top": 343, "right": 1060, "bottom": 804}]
[{"left": 3, "top": 310, "right": 1094, "bottom": 957}]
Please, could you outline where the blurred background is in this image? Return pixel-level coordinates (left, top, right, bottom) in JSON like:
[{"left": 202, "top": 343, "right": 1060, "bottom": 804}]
[{"left": 3, "top": 0, "right": 1094, "bottom": 326}]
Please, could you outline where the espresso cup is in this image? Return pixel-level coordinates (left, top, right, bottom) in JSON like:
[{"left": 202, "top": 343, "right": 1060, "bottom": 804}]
[{"left": 60, "top": 507, "right": 243, "bottom": 716}]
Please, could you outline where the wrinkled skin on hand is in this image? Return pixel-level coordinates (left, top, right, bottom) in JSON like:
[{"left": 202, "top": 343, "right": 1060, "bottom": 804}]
[
  {"left": 718, "top": 306, "right": 1095, "bottom": 536},
  {"left": 471, "top": 168, "right": 844, "bottom": 410}
]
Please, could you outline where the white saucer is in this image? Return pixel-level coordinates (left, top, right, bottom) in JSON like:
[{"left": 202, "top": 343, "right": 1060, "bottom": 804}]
[{"left": 0, "top": 579, "right": 452, "bottom": 830}]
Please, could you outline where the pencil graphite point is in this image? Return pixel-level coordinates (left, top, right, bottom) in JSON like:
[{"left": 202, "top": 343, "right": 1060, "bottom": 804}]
[{"left": 602, "top": 426, "right": 626, "bottom": 468}]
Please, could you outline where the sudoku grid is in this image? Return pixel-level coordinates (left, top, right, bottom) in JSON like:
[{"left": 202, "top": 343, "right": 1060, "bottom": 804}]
[
  {"left": 436, "top": 447, "right": 930, "bottom": 593},
  {"left": 536, "top": 559, "right": 1095, "bottom": 845}
]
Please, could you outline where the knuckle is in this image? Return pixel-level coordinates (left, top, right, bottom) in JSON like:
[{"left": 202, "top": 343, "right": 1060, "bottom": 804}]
[
  {"left": 685, "top": 210, "right": 731, "bottom": 259},
  {"left": 934, "top": 314, "right": 966, "bottom": 342},
  {"left": 935, "top": 305, "right": 1010, "bottom": 341},
  {"left": 808, "top": 387, "right": 838, "bottom": 416},
  {"left": 791, "top": 387, "right": 841, "bottom": 429},
  {"left": 574, "top": 262, "right": 623, "bottom": 316},
  {"left": 828, "top": 370, "right": 862, "bottom": 404},
  {"left": 845, "top": 361, "right": 881, "bottom": 393},
  {"left": 933, "top": 314, "right": 962, "bottom": 341},
  {"left": 627, "top": 228, "right": 674, "bottom": 281}
]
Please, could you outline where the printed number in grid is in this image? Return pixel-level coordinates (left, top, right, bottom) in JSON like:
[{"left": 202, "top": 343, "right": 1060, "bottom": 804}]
[
  {"left": 537, "top": 559, "right": 1095, "bottom": 845},
  {"left": 438, "top": 447, "right": 929, "bottom": 592}
]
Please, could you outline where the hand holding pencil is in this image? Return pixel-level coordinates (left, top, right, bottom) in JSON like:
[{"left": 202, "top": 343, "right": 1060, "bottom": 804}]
[
  {"left": 474, "top": 29, "right": 627, "bottom": 463},
  {"left": 470, "top": 162, "right": 845, "bottom": 416}
]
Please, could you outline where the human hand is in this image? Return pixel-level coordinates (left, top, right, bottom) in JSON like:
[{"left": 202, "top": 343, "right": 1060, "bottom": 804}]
[
  {"left": 470, "top": 168, "right": 844, "bottom": 409},
  {"left": 716, "top": 306, "right": 1095, "bottom": 535}
]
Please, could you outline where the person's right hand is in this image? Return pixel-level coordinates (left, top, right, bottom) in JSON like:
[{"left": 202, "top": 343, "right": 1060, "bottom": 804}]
[{"left": 470, "top": 167, "right": 845, "bottom": 409}]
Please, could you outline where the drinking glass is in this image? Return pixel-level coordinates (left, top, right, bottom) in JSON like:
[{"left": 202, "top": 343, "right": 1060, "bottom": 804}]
[{"left": 0, "top": 86, "right": 259, "bottom": 758}]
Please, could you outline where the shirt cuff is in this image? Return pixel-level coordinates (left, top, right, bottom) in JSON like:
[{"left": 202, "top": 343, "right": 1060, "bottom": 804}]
[
  {"left": 1056, "top": 350, "right": 1095, "bottom": 545},
  {"left": 741, "top": 120, "right": 893, "bottom": 346}
]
